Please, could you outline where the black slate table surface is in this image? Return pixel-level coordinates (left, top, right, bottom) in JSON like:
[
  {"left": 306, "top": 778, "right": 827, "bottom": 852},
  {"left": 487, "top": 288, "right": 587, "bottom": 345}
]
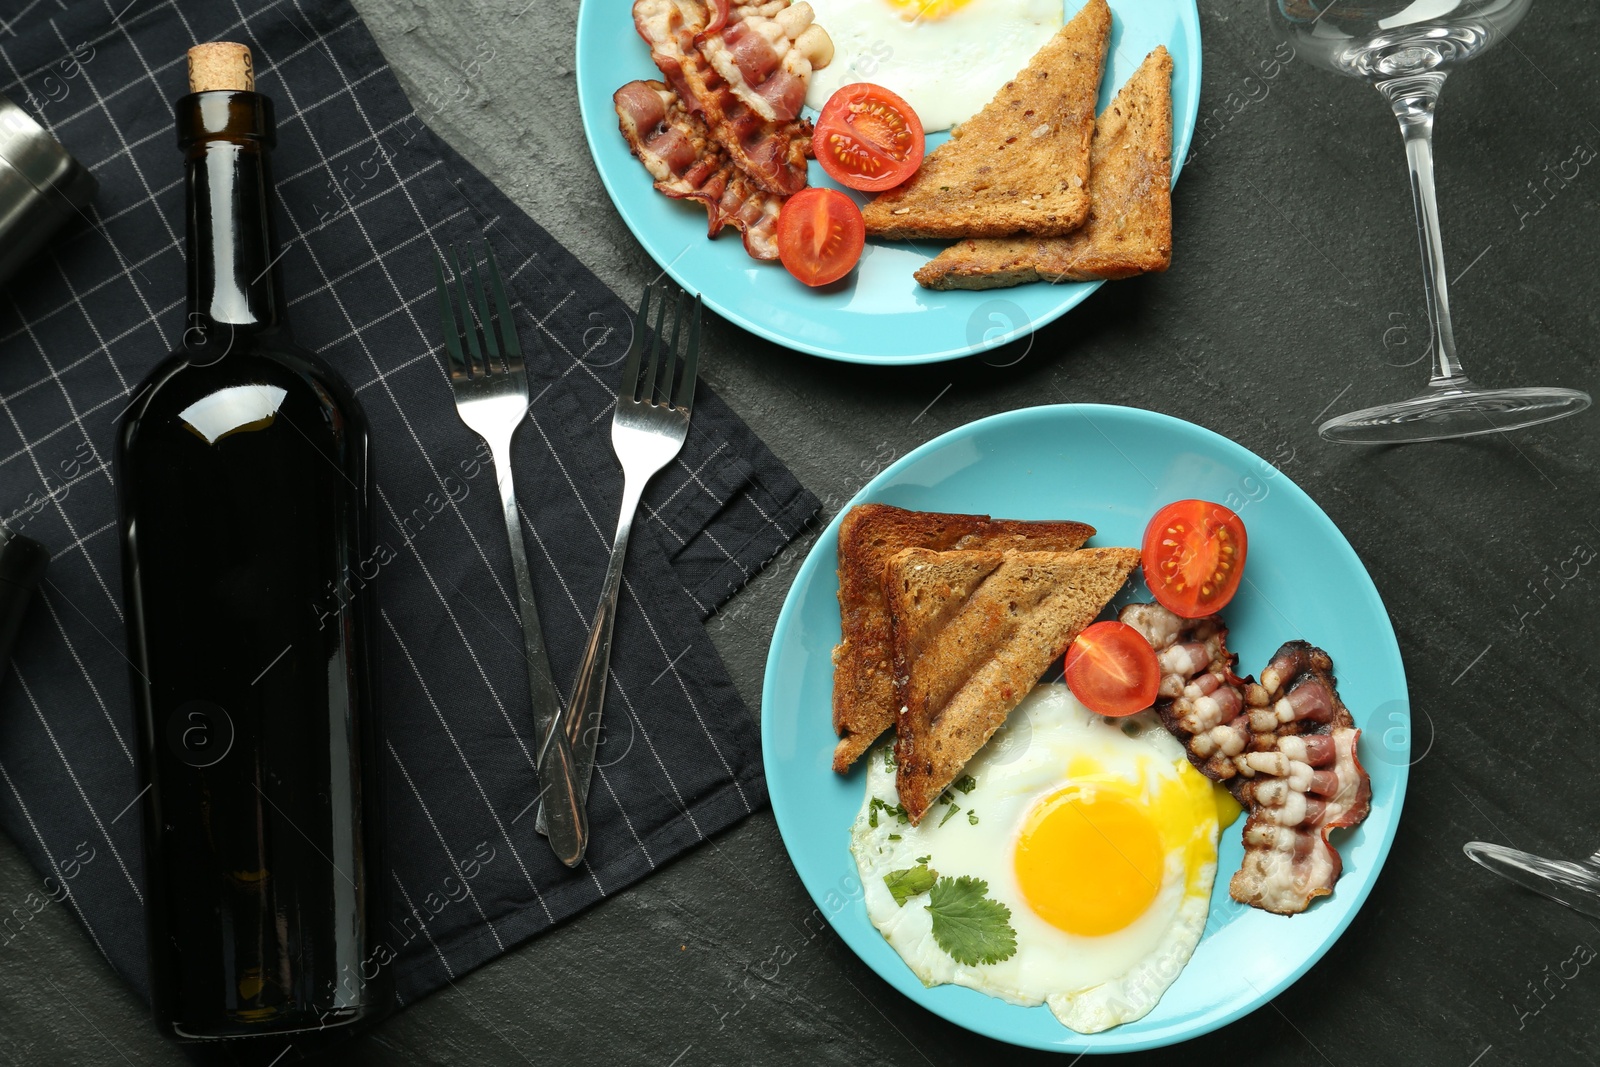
[{"left": 2, "top": 1, "right": 1598, "bottom": 1065}]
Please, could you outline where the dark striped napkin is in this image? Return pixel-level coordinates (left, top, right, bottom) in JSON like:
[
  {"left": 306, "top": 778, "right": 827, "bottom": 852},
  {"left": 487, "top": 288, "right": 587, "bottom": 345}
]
[{"left": 0, "top": 0, "right": 815, "bottom": 1008}]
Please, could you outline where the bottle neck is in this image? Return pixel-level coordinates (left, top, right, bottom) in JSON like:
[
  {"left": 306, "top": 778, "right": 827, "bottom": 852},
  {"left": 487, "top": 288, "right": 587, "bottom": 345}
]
[{"left": 179, "top": 91, "right": 282, "bottom": 332}]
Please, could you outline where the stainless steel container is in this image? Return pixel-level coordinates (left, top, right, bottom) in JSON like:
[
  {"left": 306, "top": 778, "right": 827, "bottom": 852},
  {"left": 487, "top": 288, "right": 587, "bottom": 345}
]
[{"left": 0, "top": 93, "right": 97, "bottom": 288}]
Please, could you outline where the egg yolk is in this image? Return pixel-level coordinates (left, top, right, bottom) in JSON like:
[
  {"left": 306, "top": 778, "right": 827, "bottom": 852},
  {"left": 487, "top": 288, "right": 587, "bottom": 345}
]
[
  {"left": 883, "top": 0, "right": 973, "bottom": 21},
  {"left": 1014, "top": 788, "right": 1164, "bottom": 937},
  {"left": 1214, "top": 782, "right": 1244, "bottom": 830}
]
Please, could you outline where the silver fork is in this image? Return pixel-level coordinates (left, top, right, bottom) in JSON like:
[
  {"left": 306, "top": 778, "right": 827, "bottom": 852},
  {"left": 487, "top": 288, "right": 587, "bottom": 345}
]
[
  {"left": 538, "top": 283, "right": 701, "bottom": 846},
  {"left": 434, "top": 241, "right": 588, "bottom": 868}
]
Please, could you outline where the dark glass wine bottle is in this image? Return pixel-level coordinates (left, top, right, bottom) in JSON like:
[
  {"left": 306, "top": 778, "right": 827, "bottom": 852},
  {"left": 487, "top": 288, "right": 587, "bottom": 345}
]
[{"left": 117, "top": 45, "right": 391, "bottom": 1040}]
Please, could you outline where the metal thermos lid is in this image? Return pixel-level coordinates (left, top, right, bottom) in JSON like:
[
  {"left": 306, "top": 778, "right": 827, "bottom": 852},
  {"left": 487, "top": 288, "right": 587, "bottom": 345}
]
[{"left": 0, "top": 94, "right": 97, "bottom": 289}]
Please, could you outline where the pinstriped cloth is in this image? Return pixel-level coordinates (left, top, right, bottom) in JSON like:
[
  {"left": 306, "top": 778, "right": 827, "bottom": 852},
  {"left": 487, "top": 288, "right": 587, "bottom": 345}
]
[{"left": 0, "top": 0, "right": 816, "bottom": 1006}]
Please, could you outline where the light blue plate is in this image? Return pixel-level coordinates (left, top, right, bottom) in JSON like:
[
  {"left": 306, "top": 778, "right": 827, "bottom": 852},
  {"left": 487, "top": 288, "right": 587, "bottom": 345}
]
[
  {"left": 761, "top": 405, "right": 1410, "bottom": 1053},
  {"left": 576, "top": 2, "right": 1202, "bottom": 364}
]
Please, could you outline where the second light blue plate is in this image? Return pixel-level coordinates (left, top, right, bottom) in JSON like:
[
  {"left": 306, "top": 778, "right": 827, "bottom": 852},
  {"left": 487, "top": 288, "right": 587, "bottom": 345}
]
[
  {"left": 576, "top": 2, "right": 1202, "bottom": 363},
  {"left": 761, "top": 405, "right": 1409, "bottom": 1052}
]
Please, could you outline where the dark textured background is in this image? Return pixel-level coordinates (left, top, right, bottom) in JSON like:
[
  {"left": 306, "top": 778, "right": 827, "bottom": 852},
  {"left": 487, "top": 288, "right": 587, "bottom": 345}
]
[{"left": 0, "top": 0, "right": 1597, "bottom": 1064}]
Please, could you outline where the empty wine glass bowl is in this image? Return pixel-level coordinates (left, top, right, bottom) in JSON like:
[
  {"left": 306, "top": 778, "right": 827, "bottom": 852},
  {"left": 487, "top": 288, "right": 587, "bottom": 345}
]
[
  {"left": 1345, "top": 25, "right": 1490, "bottom": 77},
  {"left": 1269, "top": 0, "right": 1589, "bottom": 444},
  {"left": 1463, "top": 841, "right": 1600, "bottom": 920},
  {"left": 1278, "top": 0, "right": 1531, "bottom": 80}
]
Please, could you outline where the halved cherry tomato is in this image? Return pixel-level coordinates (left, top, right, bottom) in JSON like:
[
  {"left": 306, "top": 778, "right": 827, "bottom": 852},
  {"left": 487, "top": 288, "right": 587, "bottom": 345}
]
[
  {"left": 776, "top": 187, "right": 865, "bottom": 287},
  {"left": 812, "top": 84, "right": 925, "bottom": 193},
  {"left": 1140, "top": 499, "right": 1248, "bottom": 618},
  {"left": 1064, "top": 621, "right": 1160, "bottom": 717}
]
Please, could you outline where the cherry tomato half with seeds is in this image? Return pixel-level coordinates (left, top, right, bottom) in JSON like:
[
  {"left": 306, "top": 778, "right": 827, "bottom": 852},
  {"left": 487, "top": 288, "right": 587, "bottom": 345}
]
[
  {"left": 812, "top": 83, "right": 926, "bottom": 193},
  {"left": 1063, "top": 621, "right": 1161, "bottom": 717},
  {"left": 775, "top": 187, "right": 865, "bottom": 287},
  {"left": 1140, "top": 499, "right": 1248, "bottom": 618}
]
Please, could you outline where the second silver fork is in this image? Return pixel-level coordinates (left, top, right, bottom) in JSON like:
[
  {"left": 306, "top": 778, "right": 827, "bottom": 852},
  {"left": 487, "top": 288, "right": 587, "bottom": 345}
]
[{"left": 537, "top": 283, "right": 701, "bottom": 845}]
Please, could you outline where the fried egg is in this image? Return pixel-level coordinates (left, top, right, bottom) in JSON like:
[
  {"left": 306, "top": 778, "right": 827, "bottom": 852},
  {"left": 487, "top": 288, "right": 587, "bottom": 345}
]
[
  {"left": 803, "top": 0, "right": 1063, "bottom": 132},
  {"left": 852, "top": 683, "right": 1229, "bottom": 1032}
]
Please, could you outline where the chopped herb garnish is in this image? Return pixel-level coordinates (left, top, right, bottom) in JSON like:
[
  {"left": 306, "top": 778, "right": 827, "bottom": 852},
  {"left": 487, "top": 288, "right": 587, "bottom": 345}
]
[
  {"left": 888, "top": 834, "right": 902, "bottom": 841},
  {"left": 925, "top": 876, "right": 1017, "bottom": 966},
  {"left": 915, "top": 855, "right": 931, "bottom": 864},
  {"left": 967, "top": 809, "right": 979, "bottom": 825},
  {"left": 953, "top": 774, "right": 977, "bottom": 794},
  {"left": 869, "top": 797, "right": 909, "bottom": 828},
  {"left": 883, "top": 747, "right": 897, "bottom": 772},
  {"left": 883, "top": 862, "right": 939, "bottom": 907},
  {"left": 938, "top": 802, "right": 961, "bottom": 828}
]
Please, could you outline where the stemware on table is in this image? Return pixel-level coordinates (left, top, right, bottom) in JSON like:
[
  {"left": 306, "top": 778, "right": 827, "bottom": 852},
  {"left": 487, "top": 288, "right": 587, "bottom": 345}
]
[
  {"left": 1270, "top": 0, "right": 1590, "bottom": 443},
  {"left": 1464, "top": 841, "right": 1600, "bottom": 919}
]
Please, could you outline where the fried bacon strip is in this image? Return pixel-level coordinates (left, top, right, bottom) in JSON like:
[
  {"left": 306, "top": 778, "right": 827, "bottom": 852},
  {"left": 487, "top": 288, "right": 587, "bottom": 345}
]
[
  {"left": 1120, "top": 602, "right": 1373, "bottom": 916},
  {"left": 697, "top": 0, "right": 834, "bottom": 123},
  {"left": 633, "top": 0, "right": 818, "bottom": 195},
  {"left": 633, "top": 0, "right": 703, "bottom": 106},
  {"left": 614, "top": 80, "right": 783, "bottom": 261}
]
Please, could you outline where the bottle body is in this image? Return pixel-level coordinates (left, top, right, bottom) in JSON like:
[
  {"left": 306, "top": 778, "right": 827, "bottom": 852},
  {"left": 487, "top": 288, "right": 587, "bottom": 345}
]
[{"left": 118, "top": 88, "right": 390, "bottom": 1040}]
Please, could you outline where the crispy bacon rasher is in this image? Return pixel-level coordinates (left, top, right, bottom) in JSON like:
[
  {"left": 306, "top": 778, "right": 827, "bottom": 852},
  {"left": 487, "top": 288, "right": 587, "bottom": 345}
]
[
  {"left": 632, "top": 0, "right": 819, "bottom": 195},
  {"left": 1120, "top": 602, "right": 1373, "bottom": 916},
  {"left": 697, "top": 0, "right": 834, "bottom": 123},
  {"left": 614, "top": 80, "right": 783, "bottom": 261}
]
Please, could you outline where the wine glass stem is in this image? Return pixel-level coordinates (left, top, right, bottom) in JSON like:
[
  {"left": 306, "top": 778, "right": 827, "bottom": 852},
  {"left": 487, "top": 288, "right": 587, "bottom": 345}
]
[{"left": 1380, "top": 72, "right": 1467, "bottom": 387}]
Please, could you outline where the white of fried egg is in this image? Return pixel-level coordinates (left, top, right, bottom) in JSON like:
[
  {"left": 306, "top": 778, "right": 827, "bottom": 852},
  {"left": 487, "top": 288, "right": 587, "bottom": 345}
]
[
  {"left": 803, "top": 0, "right": 1062, "bottom": 133},
  {"left": 852, "top": 684, "right": 1233, "bottom": 1032}
]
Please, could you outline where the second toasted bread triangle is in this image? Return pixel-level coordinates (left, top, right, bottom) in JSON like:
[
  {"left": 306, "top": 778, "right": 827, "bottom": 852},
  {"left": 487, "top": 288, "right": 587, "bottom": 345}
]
[
  {"left": 831, "top": 504, "right": 1095, "bottom": 772},
  {"left": 860, "top": 0, "right": 1112, "bottom": 241},
  {"left": 915, "top": 46, "right": 1175, "bottom": 290},
  {"left": 887, "top": 545, "right": 1141, "bottom": 823}
]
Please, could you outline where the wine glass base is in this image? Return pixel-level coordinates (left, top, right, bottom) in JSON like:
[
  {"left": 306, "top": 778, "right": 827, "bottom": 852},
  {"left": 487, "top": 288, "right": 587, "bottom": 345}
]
[
  {"left": 1463, "top": 841, "right": 1600, "bottom": 920},
  {"left": 1319, "top": 381, "right": 1591, "bottom": 444}
]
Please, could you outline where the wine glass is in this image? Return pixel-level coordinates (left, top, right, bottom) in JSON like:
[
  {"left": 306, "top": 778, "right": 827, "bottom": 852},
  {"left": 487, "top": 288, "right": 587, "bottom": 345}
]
[
  {"left": 1270, "top": 0, "right": 1591, "bottom": 444},
  {"left": 1463, "top": 841, "right": 1600, "bottom": 920}
]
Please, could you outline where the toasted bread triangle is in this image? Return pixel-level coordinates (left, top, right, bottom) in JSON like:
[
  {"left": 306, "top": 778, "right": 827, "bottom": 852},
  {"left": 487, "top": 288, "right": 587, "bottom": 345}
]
[
  {"left": 860, "top": 0, "right": 1111, "bottom": 241},
  {"left": 915, "top": 46, "right": 1174, "bottom": 290},
  {"left": 831, "top": 504, "right": 1094, "bottom": 772},
  {"left": 886, "top": 546, "right": 1141, "bottom": 823}
]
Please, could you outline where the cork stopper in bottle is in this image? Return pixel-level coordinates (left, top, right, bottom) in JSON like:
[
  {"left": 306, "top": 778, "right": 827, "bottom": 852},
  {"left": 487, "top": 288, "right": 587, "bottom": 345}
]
[{"left": 187, "top": 42, "right": 254, "bottom": 93}]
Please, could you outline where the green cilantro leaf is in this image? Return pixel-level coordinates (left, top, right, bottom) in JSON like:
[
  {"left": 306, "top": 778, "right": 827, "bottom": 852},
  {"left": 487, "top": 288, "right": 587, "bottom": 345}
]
[
  {"left": 925, "top": 876, "right": 1017, "bottom": 966},
  {"left": 967, "top": 809, "right": 979, "bottom": 825},
  {"left": 888, "top": 834, "right": 902, "bottom": 841},
  {"left": 869, "top": 797, "right": 909, "bottom": 828},
  {"left": 883, "top": 862, "right": 939, "bottom": 907},
  {"left": 938, "top": 802, "right": 960, "bottom": 828},
  {"left": 883, "top": 747, "right": 897, "bottom": 773},
  {"left": 953, "top": 774, "right": 977, "bottom": 794},
  {"left": 915, "top": 855, "right": 931, "bottom": 864}
]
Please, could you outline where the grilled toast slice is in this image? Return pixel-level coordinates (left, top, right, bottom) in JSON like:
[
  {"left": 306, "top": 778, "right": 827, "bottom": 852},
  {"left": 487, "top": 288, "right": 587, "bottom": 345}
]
[
  {"left": 831, "top": 504, "right": 1094, "bottom": 772},
  {"left": 914, "top": 46, "right": 1174, "bottom": 290},
  {"left": 859, "top": 0, "right": 1112, "bottom": 241},
  {"left": 886, "top": 546, "right": 1141, "bottom": 822}
]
